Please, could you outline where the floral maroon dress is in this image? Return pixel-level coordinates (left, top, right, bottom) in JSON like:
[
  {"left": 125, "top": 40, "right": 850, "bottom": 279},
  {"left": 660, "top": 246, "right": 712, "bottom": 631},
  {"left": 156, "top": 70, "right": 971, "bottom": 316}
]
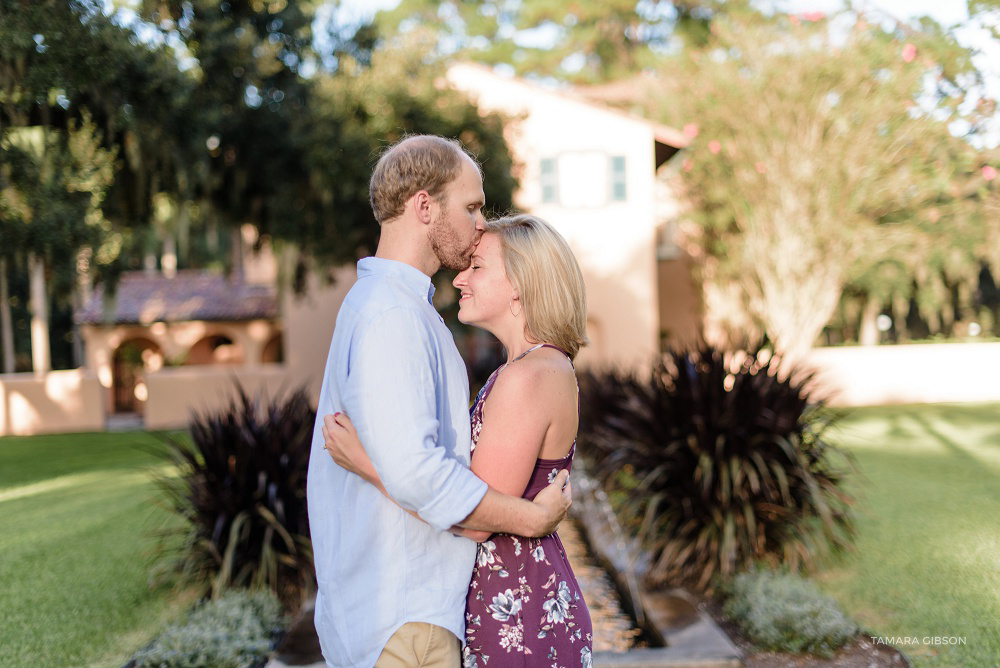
[{"left": 463, "top": 344, "right": 593, "bottom": 668}]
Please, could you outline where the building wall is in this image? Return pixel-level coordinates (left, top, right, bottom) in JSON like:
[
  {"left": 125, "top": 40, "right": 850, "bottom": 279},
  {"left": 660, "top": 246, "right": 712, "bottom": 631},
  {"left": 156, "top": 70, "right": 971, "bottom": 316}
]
[
  {"left": 805, "top": 342, "right": 1000, "bottom": 406},
  {"left": 447, "top": 63, "right": 667, "bottom": 370},
  {"left": 0, "top": 370, "right": 105, "bottom": 436},
  {"left": 281, "top": 265, "right": 358, "bottom": 403},
  {"left": 143, "top": 364, "right": 290, "bottom": 429},
  {"left": 657, "top": 252, "right": 701, "bottom": 348},
  {"left": 82, "top": 319, "right": 282, "bottom": 413}
]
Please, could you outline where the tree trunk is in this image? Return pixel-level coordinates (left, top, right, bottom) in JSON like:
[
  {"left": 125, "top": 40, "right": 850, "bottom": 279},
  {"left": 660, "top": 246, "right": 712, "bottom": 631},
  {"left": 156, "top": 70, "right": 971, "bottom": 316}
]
[
  {"left": 230, "top": 225, "right": 244, "bottom": 278},
  {"left": 858, "top": 295, "right": 881, "bottom": 346},
  {"left": 892, "top": 295, "right": 910, "bottom": 343},
  {"left": 0, "top": 257, "right": 14, "bottom": 374},
  {"left": 71, "top": 248, "right": 93, "bottom": 368},
  {"left": 747, "top": 221, "right": 844, "bottom": 363},
  {"left": 28, "top": 252, "right": 50, "bottom": 374}
]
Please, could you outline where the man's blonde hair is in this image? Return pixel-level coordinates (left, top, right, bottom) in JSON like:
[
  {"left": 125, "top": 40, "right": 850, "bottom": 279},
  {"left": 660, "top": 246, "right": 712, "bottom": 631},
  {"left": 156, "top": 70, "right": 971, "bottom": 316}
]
[
  {"left": 369, "top": 135, "right": 478, "bottom": 224},
  {"left": 485, "top": 214, "right": 589, "bottom": 359}
]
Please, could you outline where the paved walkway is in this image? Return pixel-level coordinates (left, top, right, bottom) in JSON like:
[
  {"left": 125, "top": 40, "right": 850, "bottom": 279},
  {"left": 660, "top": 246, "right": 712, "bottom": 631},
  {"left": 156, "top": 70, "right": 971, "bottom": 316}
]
[{"left": 266, "top": 519, "right": 647, "bottom": 667}]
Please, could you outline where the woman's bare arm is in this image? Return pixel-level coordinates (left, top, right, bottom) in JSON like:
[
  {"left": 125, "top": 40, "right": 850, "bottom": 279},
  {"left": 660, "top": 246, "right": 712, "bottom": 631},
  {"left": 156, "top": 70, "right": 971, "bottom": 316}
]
[
  {"left": 322, "top": 413, "right": 424, "bottom": 523},
  {"left": 457, "top": 354, "right": 577, "bottom": 541}
]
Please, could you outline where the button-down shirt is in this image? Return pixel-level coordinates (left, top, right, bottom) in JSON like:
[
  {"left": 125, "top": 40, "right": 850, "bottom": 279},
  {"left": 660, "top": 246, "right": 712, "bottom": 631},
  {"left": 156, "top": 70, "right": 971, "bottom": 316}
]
[{"left": 307, "top": 257, "right": 489, "bottom": 668}]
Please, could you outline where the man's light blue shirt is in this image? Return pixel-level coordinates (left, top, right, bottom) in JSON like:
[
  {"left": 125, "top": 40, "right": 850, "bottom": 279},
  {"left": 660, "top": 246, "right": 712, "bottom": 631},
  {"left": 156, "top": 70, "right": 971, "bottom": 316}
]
[{"left": 307, "top": 257, "right": 489, "bottom": 668}]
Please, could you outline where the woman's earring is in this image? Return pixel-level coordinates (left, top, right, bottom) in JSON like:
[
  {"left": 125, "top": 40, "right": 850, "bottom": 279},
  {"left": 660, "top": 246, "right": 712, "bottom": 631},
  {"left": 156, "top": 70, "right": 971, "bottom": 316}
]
[{"left": 509, "top": 298, "right": 522, "bottom": 318}]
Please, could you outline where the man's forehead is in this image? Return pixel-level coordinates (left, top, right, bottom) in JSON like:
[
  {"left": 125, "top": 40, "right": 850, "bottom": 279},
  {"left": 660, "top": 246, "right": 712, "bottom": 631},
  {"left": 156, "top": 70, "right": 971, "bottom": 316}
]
[{"left": 453, "top": 160, "right": 485, "bottom": 198}]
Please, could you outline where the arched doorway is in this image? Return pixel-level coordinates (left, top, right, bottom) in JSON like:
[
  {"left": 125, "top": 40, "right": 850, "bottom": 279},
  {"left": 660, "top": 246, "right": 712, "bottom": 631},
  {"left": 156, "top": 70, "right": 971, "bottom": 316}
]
[
  {"left": 262, "top": 333, "right": 284, "bottom": 364},
  {"left": 112, "top": 338, "right": 162, "bottom": 414},
  {"left": 187, "top": 334, "right": 243, "bottom": 365}
]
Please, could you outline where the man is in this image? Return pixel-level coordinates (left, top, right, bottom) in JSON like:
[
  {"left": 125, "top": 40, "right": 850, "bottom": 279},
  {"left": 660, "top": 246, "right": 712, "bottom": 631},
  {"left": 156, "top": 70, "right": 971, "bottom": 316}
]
[{"left": 307, "top": 135, "right": 572, "bottom": 668}]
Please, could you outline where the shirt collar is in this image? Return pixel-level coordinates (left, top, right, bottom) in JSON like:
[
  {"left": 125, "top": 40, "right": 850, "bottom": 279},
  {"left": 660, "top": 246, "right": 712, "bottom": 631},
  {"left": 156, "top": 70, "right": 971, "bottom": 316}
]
[{"left": 358, "top": 257, "right": 436, "bottom": 303}]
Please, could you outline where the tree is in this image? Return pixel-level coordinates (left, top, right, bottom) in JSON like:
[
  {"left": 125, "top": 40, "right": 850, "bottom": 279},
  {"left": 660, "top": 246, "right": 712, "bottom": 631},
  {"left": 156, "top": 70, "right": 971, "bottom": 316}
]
[
  {"left": 1, "top": 116, "right": 116, "bottom": 371},
  {"left": 136, "top": 0, "right": 517, "bottom": 278},
  {"left": 373, "top": 0, "right": 738, "bottom": 83},
  {"left": 653, "top": 11, "right": 996, "bottom": 357},
  {"left": 1, "top": 1, "right": 130, "bottom": 370},
  {"left": 0, "top": 0, "right": 522, "bottom": 375},
  {"left": 295, "top": 29, "right": 517, "bottom": 273},
  {"left": 133, "top": 0, "right": 318, "bottom": 274}
]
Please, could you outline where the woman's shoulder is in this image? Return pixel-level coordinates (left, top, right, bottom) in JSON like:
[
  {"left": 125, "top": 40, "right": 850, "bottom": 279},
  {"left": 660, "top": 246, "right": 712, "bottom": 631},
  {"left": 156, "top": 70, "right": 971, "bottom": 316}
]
[{"left": 490, "top": 346, "right": 575, "bottom": 400}]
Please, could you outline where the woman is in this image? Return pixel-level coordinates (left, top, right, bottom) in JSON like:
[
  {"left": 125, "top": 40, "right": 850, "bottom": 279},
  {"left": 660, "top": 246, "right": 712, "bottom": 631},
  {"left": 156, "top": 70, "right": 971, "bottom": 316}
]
[{"left": 324, "top": 213, "right": 592, "bottom": 667}]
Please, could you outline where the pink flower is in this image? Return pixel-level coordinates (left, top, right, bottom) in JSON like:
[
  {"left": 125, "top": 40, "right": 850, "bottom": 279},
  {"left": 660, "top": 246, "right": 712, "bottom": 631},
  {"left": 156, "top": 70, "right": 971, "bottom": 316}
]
[
  {"left": 683, "top": 123, "right": 699, "bottom": 138},
  {"left": 984, "top": 165, "right": 998, "bottom": 181},
  {"left": 902, "top": 43, "right": 917, "bottom": 63},
  {"left": 755, "top": 162, "right": 767, "bottom": 174},
  {"left": 789, "top": 15, "right": 800, "bottom": 26},
  {"left": 800, "top": 11, "right": 825, "bottom": 21},
  {"left": 708, "top": 140, "right": 722, "bottom": 155}
]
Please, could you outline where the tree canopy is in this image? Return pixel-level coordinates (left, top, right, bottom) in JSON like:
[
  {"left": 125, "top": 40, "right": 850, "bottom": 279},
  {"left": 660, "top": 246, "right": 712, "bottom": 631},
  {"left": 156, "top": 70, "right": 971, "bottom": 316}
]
[
  {"left": 0, "top": 0, "right": 517, "bottom": 371},
  {"left": 649, "top": 8, "right": 999, "bottom": 355},
  {"left": 2, "top": 0, "right": 998, "bottom": 372},
  {"left": 372, "top": 0, "right": 737, "bottom": 82}
]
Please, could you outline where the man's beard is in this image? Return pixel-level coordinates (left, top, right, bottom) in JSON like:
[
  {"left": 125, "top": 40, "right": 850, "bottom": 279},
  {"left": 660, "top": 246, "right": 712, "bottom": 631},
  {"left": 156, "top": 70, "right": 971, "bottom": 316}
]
[{"left": 429, "top": 212, "right": 473, "bottom": 271}]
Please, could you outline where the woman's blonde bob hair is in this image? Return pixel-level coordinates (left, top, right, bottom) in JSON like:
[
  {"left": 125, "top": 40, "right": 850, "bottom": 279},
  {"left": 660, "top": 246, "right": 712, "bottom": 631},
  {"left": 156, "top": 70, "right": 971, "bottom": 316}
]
[{"left": 484, "top": 214, "right": 589, "bottom": 360}]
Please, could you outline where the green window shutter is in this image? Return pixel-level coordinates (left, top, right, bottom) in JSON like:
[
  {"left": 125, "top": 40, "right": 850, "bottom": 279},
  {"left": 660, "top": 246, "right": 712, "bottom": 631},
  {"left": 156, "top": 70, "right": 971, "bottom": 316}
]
[
  {"left": 540, "top": 157, "right": 558, "bottom": 203},
  {"left": 611, "top": 155, "right": 627, "bottom": 201}
]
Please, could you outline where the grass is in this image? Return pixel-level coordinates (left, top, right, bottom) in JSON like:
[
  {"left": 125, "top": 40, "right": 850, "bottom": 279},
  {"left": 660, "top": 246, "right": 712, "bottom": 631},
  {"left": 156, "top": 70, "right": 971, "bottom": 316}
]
[
  {"left": 815, "top": 403, "right": 1000, "bottom": 667},
  {"left": 4, "top": 404, "right": 998, "bottom": 666},
  {"left": 0, "top": 430, "right": 193, "bottom": 668}
]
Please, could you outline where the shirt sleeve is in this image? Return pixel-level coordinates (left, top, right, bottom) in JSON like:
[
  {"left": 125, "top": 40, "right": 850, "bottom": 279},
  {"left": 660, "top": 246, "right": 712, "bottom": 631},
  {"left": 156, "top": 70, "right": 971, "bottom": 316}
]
[{"left": 342, "top": 305, "right": 487, "bottom": 532}]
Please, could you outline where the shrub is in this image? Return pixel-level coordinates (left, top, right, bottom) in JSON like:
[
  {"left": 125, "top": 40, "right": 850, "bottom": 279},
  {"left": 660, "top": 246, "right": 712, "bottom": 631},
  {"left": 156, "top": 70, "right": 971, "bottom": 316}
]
[
  {"left": 722, "top": 570, "right": 856, "bottom": 656},
  {"left": 578, "top": 343, "right": 855, "bottom": 591},
  {"left": 153, "top": 384, "right": 315, "bottom": 607},
  {"left": 129, "top": 589, "right": 286, "bottom": 668}
]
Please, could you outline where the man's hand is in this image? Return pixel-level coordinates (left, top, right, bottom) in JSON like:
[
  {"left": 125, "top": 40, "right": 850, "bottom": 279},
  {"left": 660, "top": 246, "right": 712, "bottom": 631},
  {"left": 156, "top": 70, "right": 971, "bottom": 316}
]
[{"left": 527, "top": 469, "right": 572, "bottom": 536}]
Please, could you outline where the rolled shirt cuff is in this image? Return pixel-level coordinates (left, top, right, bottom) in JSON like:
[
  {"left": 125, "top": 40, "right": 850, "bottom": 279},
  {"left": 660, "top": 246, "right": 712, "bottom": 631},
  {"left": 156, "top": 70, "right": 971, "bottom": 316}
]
[{"left": 418, "top": 471, "right": 489, "bottom": 532}]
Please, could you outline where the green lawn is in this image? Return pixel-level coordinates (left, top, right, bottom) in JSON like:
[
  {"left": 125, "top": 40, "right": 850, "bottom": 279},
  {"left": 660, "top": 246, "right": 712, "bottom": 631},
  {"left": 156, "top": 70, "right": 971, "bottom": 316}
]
[
  {"left": 0, "top": 430, "right": 192, "bottom": 668},
  {"left": 5, "top": 405, "right": 999, "bottom": 667},
  {"left": 816, "top": 403, "right": 1000, "bottom": 667}
]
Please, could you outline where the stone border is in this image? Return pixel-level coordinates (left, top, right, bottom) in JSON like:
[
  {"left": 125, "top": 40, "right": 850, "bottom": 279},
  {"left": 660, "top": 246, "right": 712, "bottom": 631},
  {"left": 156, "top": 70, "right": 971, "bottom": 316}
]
[
  {"left": 571, "top": 473, "right": 744, "bottom": 668},
  {"left": 267, "top": 471, "right": 746, "bottom": 668}
]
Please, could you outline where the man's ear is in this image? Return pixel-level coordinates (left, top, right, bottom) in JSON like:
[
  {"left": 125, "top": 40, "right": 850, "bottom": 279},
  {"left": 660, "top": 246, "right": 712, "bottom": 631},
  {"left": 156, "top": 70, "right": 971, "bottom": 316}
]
[{"left": 412, "top": 190, "right": 433, "bottom": 225}]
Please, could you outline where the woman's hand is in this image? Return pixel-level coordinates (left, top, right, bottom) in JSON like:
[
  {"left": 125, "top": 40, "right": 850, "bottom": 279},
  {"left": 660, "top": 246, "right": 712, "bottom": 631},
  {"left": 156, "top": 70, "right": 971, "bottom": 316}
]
[{"left": 322, "top": 412, "right": 377, "bottom": 485}]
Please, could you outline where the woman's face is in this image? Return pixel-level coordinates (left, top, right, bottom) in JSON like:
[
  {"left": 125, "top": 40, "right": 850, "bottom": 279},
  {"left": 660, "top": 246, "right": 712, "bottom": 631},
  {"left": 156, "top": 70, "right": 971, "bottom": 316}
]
[{"left": 453, "top": 232, "right": 516, "bottom": 328}]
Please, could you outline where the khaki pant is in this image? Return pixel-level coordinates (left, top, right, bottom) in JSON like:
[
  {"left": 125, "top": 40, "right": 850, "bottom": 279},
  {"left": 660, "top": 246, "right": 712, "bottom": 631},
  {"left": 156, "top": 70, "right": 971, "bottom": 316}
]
[{"left": 375, "top": 622, "right": 460, "bottom": 668}]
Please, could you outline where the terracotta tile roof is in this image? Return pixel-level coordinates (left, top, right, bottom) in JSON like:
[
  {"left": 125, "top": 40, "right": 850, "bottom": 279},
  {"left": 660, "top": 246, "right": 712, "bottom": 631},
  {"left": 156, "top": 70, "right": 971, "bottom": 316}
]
[{"left": 75, "top": 270, "right": 278, "bottom": 325}]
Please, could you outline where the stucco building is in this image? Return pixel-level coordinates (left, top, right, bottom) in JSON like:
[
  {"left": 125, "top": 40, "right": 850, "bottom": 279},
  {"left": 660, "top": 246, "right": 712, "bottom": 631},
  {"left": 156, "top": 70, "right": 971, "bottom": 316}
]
[
  {"left": 446, "top": 63, "right": 699, "bottom": 369},
  {"left": 76, "top": 270, "right": 284, "bottom": 417}
]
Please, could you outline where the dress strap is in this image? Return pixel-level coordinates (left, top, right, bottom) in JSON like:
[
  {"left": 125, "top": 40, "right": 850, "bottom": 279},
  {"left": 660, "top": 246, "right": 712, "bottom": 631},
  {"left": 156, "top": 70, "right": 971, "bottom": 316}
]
[
  {"left": 510, "top": 343, "right": 546, "bottom": 363},
  {"left": 478, "top": 343, "right": 578, "bottom": 406},
  {"left": 538, "top": 343, "right": 573, "bottom": 366},
  {"left": 476, "top": 345, "right": 542, "bottom": 404}
]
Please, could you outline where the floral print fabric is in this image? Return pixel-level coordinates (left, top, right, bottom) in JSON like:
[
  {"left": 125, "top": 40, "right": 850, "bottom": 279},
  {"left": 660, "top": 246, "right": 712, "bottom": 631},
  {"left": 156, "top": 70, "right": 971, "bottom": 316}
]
[{"left": 463, "top": 350, "right": 593, "bottom": 667}]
